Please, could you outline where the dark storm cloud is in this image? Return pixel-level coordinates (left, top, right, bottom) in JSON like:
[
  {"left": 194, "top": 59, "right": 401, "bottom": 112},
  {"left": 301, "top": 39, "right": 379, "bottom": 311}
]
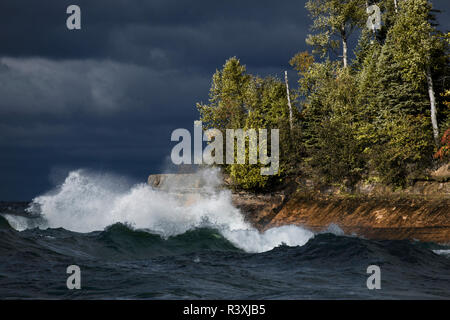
[
  {"left": 0, "top": 0, "right": 449, "bottom": 200},
  {"left": 0, "top": 57, "right": 209, "bottom": 116},
  {"left": 0, "top": 0, "right": 309, "bottom": 70}
]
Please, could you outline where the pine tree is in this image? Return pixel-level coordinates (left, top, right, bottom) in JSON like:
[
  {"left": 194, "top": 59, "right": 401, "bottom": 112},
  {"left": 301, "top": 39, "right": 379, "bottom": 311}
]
[
  {"left": 305, "top": 0, "right": 366, "bottom": 68},
  {"left": 356, "top": 15, "right": 436, "bottom": 186},
  {"left": 197, "top": 58, "right": 298, "bottom": 190},
  {"left": 197, "top": 57, "right": 251, "bottom": 131},
  {"left": 386, "top": 0, "right": 447, "bottom": 145}
]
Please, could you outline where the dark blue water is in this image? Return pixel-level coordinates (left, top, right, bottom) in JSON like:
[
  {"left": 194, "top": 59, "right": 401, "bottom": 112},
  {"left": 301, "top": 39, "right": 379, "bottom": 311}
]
[{"left": 1, "top": 213, "right": 449, "bottom": 299}]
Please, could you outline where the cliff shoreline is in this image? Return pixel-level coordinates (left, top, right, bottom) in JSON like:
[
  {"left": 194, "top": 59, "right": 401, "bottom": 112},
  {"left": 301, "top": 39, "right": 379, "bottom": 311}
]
[
  {"left": 232, "top": 192, "right": 449, "bottom": 244},
  {"left": 148, "top": 171, "right": 450, "bottom": 244}
]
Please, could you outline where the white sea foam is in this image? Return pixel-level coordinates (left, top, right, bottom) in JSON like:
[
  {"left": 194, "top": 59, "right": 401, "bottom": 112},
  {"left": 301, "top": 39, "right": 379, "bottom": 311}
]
[
  {"left": 433, "top": 249, "right": 450, "bottom": 258},
  {"left": 1, "top": 213, "right": 45, "bottom": 231},
  {"left": 18, "top": 169, "right": 314, "bottom": 253},
  {"left": 2, "top": 214, "right": 31, "bottom": 231}
]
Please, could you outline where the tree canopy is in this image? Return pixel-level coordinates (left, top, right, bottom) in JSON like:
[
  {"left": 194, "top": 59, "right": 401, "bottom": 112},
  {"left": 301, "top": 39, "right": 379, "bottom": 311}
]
[{"left": 196, "top": 0, "right": 449, "bottom": 190}]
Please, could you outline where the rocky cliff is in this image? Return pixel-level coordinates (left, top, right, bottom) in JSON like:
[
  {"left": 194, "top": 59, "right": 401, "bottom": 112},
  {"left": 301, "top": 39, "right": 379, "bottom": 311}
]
[{"left": 148, "top": 169, "right": 450, "bottom": 244}]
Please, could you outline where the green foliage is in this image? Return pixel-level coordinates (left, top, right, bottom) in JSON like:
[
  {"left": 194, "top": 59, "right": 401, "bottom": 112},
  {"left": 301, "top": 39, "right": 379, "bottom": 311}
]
[
  {"left": 196, "top": 0, "right": 449, "bottom": 191},
  {"left": 197, "top": 57, "right": 251, "bottom": 131},
  {"left": 368, "top": 114, "right": 434, "bottom": 186},
  {"left": 305, "top": 0, "right": 366, "bottom": 65},
  {"left": 230, "top": 76, "right": 292, "bottom": 190},
  {"left": 387, "top": 0, "right": 444, "bottom": 88},
  {"left": 302, "top": 67, "right": 366, "bottom": 186},
  {"left": 197, "top": 58, "right": 299, "bottom": 191},
  {"left": 309, "top": 116, "right": 366, "bottom": 187},
  {"left": 230, "top": 162, "right": 270, "bottom": 191},
  {"left": 356, "top": 0, "right": 446, "bottom": 185},
  {"left": 298, "top": 0, "right": 447, "bottom": 187}
]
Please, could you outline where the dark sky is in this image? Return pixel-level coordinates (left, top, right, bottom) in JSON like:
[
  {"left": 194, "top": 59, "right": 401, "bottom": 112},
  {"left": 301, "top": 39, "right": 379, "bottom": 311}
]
[{"left": 0, "top": 0, "right": 449, "bottom": 200}]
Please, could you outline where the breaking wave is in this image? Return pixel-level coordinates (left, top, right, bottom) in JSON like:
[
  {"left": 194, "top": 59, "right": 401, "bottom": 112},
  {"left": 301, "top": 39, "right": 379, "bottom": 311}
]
[{"left": 19, "top": 169, "right": 314, "bottom": 253}]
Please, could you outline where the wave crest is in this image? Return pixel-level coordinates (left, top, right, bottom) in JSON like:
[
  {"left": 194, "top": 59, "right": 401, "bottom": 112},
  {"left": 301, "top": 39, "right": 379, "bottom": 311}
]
[{"left": 24, "top": 169, "right": 314, "bottom": 253}]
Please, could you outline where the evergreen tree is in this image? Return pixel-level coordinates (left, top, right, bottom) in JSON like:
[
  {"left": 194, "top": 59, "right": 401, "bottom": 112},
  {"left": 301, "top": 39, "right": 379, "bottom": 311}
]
[
  {"left": 386, "top": 0, "right": 447, "bottom": 145},
  {"left": 197, "top": 58, "right": 298, "bottom": 191},
  {"left": 354, "top": 2, "right": 436, "bottom": 186},
  {"left": 230, "top": 77, "right": 295, "bottom": 190},
  {"left": 197, "top": 57, "right": 251, "bottom": 131},
  {"left": 305, "top": 0, "right": 366, "bottom": 67}
]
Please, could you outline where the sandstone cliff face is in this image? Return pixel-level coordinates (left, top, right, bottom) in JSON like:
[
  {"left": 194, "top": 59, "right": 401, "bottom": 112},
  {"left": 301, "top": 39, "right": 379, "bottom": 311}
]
[
  {"left": 148, "top": 173, "right": 450, "bottom": 244},
  {"left": 265, "top": 197, "right": 449, "bottom": 243}
]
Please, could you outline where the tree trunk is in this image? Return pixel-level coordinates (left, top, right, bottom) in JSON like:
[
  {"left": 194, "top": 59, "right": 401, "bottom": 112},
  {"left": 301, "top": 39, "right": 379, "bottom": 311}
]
[
  {"left": 342, "top": 37, "right": 348, "bottom": 68},
  {"left": 284, "top": 71, "right": 293, "bottom": 132},
  {"left": 394, "top": 0, "right": 398, "bottom": 13},
  {"left": 426, "top": 66, "right": 439, "bottom": 146},
  {"left": 366, "top": 1, "right": 376, "bottom": 35}
]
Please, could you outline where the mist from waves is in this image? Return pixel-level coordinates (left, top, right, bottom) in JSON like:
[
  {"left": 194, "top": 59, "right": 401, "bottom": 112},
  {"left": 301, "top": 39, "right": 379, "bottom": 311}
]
[{"left": 12, "top": 168, "right": 314, "bottom": 253}]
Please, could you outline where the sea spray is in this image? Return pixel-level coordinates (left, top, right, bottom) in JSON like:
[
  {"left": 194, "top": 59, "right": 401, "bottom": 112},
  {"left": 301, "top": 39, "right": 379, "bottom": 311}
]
[{"left": 23, "top": 169, "right": 314, "bottom": 253}]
